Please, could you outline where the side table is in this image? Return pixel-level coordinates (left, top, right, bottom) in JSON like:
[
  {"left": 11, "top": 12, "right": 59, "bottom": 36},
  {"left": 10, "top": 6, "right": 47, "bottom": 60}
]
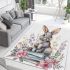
[{"left": 25, "top": 9, "right": 35, "bottom": 21}]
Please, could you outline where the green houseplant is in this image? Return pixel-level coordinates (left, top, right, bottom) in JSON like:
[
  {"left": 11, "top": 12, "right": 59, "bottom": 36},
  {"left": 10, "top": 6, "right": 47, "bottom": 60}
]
[
  {"left": 64, "top": 6, "right": 70, "bottom": 21},
  {"left": 64, "top": 0, "right": 70, "bottom": 20},
  {"left": 19, "top": 0, "right": 28, "bottom": 12},
  {"left": 64, "top": 6, "right": 70, "bottom": 14}
]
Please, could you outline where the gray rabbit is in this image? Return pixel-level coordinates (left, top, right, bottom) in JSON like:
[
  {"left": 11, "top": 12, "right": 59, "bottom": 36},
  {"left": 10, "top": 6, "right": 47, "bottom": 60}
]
[{"left": 29, "top": 25, "right": 61, "bottom": 59}]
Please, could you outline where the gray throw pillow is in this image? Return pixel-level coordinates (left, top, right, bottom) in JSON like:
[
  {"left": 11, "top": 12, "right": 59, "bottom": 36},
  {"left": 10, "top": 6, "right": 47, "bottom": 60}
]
[
  {"left": 9, "top": 9, "right": 16, "bottom": 19},
  {"left": 0, "top": 16, "right": 3, "bottom": 21},
  {"left": 1, "top": 12, "right": 13, "bottom": 29},
  {"left": 1, "top": 12, "right": 13, "bottom": 21},
  {"left": 15, "top": 10, "right": 24, "bottom": 18}
]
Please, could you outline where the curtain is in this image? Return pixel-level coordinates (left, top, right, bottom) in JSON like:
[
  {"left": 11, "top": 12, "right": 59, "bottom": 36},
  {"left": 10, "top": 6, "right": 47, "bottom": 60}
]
[
  {"left": 28, "top": 0, "right": 34, "bottom": 9},
  {"left": 67, "top": 0, "right": 70, "bottom": 7},
  {"left": 15, "top": 0, "right": 19, "bottom": 3}
]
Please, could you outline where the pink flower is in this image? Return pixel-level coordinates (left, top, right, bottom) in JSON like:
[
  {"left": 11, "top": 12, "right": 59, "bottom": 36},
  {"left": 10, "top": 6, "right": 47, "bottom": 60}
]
[
  {"left": 52, "top": 59, "right": 59, "bottom": 65},
  {"left": 36, "top": 59, "right": 59, "bottom": 70},
  {"left": 16, "top": 50, "right": 27, "bottom": 58},
  {"left": 39, "top": 60, "right": 48, "bottom": 70}
]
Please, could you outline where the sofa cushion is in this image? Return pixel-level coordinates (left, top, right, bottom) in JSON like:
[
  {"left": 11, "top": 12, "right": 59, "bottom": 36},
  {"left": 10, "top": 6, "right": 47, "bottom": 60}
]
[
  {"left": 7, "top": 24, "right": 21, "bottom": 39},
  {"left": 1, "top": 12, "right": 13, "bottom": 29},
  {"left": 12, "top": 18, "right": 29, "bottom": 27},
  {"left": 15, "top": 10, "right": 24, "bottom": 18},
  {"left": 9, "top": 9, "right": 16, "bottom": 19}
]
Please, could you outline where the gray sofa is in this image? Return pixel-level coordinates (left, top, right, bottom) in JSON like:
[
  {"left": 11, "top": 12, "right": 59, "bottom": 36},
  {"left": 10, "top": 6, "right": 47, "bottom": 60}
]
[{"left": 0, "top": 12, "right": 30, "bottom": 47}]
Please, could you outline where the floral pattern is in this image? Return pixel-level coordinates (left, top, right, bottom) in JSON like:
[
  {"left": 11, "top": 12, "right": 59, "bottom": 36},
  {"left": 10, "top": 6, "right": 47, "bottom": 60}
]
[{"left": 5, "top": 33, "right": 68, "bottom": 70}]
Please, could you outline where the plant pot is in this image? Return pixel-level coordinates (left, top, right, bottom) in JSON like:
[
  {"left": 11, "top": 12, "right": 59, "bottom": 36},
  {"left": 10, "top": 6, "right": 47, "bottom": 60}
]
[{"left": 67, "top": 14, "right": 70, "bottom": 22}]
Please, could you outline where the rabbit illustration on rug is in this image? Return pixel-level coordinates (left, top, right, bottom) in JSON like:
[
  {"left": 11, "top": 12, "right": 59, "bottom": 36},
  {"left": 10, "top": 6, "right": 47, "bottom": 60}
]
[{"left": 28, "top": 25, "right": 61, "bottom": 59}]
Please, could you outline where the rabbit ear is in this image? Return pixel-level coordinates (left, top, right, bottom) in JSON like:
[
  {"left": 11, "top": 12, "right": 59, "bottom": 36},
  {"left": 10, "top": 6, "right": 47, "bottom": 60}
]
[
  {"left": 51, "top": 28, "right": 61, "bottom": 35},
  {"left": 43, "top": 25, "right": 49, "bottom": 33}
]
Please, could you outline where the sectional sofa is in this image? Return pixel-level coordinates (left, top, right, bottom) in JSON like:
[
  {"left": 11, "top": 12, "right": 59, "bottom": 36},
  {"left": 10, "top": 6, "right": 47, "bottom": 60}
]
[{"left": 0, "top": 9, "right": 31, "bottom": 47}]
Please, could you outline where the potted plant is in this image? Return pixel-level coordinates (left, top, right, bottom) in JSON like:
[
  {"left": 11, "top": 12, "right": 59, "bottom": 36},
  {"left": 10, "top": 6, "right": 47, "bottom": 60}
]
[
  {"left": 64, "top": 6, "right": 70, "bottom": 22},
  {"left": 64, "top": 6, "right": 70, "bottom": 14},
  {"left": 19, "top": 0, "right": 28, "bottom": 12},
  {"left": 64, "top": 0, "right": 70, "bottom": 21}
]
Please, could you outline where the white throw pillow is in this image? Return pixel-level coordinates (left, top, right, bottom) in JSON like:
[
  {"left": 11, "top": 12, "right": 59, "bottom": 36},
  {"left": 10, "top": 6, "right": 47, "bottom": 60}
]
[
  {"left": 0, "top": 21, "right": 7, "bottom": 31},
  {"left": 15, "top": 10, "right": 24, "bottom": 18}
]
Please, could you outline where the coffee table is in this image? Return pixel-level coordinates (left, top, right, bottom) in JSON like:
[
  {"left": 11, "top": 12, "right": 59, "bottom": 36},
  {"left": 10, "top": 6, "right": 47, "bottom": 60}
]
[{"left": 3, "top": 22, "right": 69, "bottom": 70}]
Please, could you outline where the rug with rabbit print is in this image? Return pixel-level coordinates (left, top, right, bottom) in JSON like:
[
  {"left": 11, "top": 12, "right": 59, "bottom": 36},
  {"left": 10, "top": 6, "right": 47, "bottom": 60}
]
[{"left": 5, "top": 25, "right": 69, "bottom": 70}]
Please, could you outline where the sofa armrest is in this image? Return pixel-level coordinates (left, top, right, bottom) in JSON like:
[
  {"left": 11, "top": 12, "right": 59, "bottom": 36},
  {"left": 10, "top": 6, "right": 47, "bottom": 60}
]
[
  {"left": 24, "top": 13, "right": 31, "bottom": 24},
  {"left": 24, "top": 13, "right": 30, "bottom": 18},
  {"left": 0, "top": 30, "right": 10, "bottom": 47}
]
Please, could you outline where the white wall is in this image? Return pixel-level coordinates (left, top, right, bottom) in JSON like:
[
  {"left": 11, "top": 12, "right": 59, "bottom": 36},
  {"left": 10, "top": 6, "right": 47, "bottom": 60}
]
[{"left": 0, "top": 0, "right": 16, "bottom": 14}]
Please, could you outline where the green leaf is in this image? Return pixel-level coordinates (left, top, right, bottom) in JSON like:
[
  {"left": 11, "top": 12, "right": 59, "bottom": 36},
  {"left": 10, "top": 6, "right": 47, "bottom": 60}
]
[
  {"left": 19, "top": 0, "right": 28, "bottom": 11},
  {"left": 54, "top": 52, "right": 61, "bottom": 58}
]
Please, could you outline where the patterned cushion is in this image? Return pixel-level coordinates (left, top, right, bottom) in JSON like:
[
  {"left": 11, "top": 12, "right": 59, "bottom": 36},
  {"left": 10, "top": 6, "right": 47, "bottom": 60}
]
[
  {"left": 9, "top": 9, "right": 16, "bottom": 19},
  {"left": 1, "top": 12, "right": 13, "bottom": 29}
]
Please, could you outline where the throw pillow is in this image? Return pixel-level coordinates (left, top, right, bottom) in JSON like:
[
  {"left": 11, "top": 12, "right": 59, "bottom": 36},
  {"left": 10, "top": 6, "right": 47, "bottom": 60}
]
[
  {"left": 15, "top": 10, "right": 24, "bottom": 18},
  {"left": 0, "top": 16, "right": 3, "bottom": 21},
  {"left": 9, "top": 9, "right": 16, "bottom": 19},
  {"left": 1, "top": 12, "right": 13, "bottom": 21},
  {"left": 0, "top": 21, "right": 7, "bottom": 31},
  {"left": 1, "top": 12, "right": 13, "bottom": 29}
]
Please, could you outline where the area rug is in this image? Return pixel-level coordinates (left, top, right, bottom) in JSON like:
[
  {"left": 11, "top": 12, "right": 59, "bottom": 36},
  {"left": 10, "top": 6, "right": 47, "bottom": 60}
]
[{"left": 5, "top": 25, "right": 69, "bottom": 70}]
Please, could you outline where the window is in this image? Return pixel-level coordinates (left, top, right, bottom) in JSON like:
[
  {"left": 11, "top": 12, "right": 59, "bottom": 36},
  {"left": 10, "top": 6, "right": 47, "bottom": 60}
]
[
  {"left": 42, "top": 0, "right": 47, "bottom": 4},
  {"left": 35, "top": 0, "right": 41, "bottom": 4},
  {"left": 35, "top": 0, "right": 47, "bottom": 4},
  {"left": 35, "top": 0, "right": 67, "bottom": 7}
]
